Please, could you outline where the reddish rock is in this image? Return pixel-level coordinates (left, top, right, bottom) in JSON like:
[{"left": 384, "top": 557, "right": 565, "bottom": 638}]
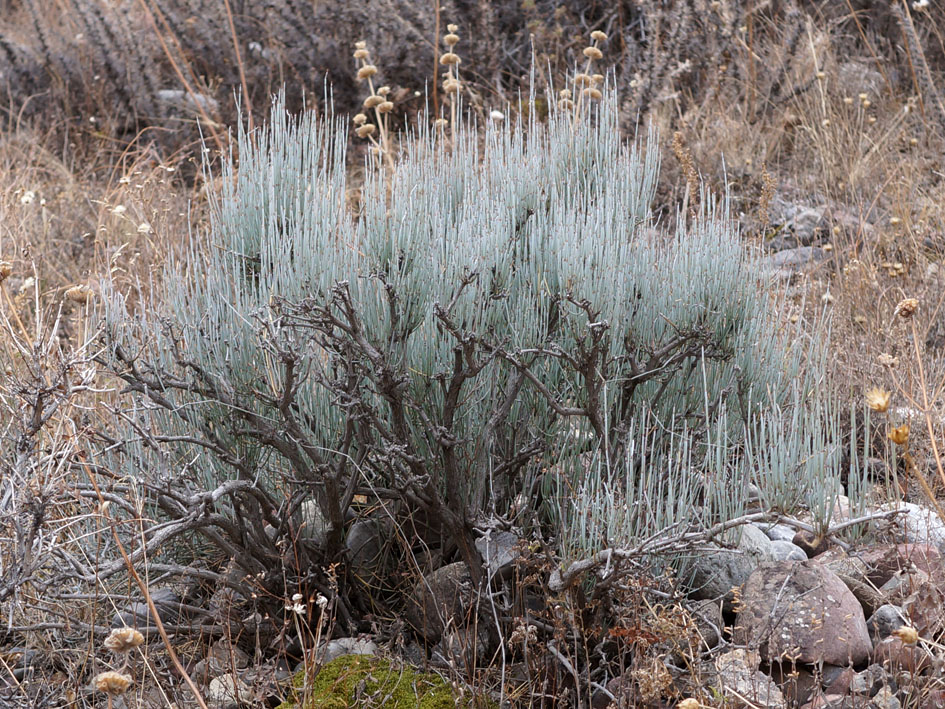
[
  {"left": 862, "top": 544, "right": 945, "bottom": 588},
  {"left": 734, "top": 561, "right": 871, "bottom": 666},
  {"left": 872, "top": 637, "right": 933, "bottom": 674}
]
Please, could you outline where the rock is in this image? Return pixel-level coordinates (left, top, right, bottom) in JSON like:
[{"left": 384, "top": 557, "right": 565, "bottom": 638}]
[
  {"left": 207, "top": 672, "right": 251, "bottom": 705},
  {"left": 901, "top": 582, "right": 945, "bottom": 637},
  {"left": 319, "top": 637, "right": 378, "bottom": 664},
  {"left": 734, "top": 560, "right": 872, "bottom": 666},
  {"left": 762, "top": 246, "right": 829, "bottom": 275},
  {"left": 819, "top": 550, "right": 885, "bottom": 616},
  {"left": 475, "top": 530, "right": 521, "bottom": 575},
  {"left": 712, "top": 649, "right": 786, "bottom": 709},
  {"left": 879, "top": 502, "right": 945, "bottom": 555},
  {"left": 346, "top": 517, "right": 394, "bottom": 588},
  {"left": 688, "top": 524, "right": 773, "bottom": 610},
  {"left": 297, "top": 499, "right": 330, "bottom": 546},
  {"left": 689, "top": 599, "right": 723, "bottom": 650},
  {"left": 113, "top": 587, "right": 182, "bottom": 629},
  {"left": 868, "top": 605, "right": 907, "bottom": 643},
  {"left": 849, "top": 664, "right": 888, "bottom": 696},
  {"left": 879, "top": 569, "right": 930, "bottom": 606},
  {"left": 405, "top": 562, "right": 475, "bottom": 643},
  {"left": 800, "top": 693, "right": 851, "bottom": 709},
  {"left": 761, "top": 523, "right": 798, "bottom": 542},
  {"left": 863, "top": 544, "right": 945, "bottom": 589},
  {"left": 872, "top": 637, "right": 933, "bottom": 674},
  {"left": 871, "top": 684, "right": 902, "bottom": 709},
  {"left": 770, "top": 540, "right": 808, "bottom": 561},
  {"left": 769, "top": 663, "right": 820, "bottom": 706}
]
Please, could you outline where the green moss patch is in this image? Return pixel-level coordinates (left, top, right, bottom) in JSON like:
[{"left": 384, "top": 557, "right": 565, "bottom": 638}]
[{"left": 277, "top": 654, "right": 460, "bottom": 709}]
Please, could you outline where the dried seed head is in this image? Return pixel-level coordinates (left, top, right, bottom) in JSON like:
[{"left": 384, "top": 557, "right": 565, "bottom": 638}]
[
  {"left": 447, "top": 23, "right": 458, "bottom": 32},
  {"left": 377, "top": 86, "right": 390, "bottom": 96},
  {"left": 558, "top": 99, "right": 574, "bottom": 111},
  {"left": 444, "top": 33, "right": 460, "bottom": 47},
  {"left": 357, "top": 65, "right": 378, "bottom": 80},
  {"left": 590, "top": 30, "right": 607, "bottom": 42},
  {"left": 94, "top": 672, "right": 132, "bottom": 695},
  {"left": 104, "top": 627, "right": 145, "bottom": 654},
  {"left": 583, "top": 46, "right": 603, "bottom": 60},
  {"left": 894, "top": 626, "right": 919, "bottom": 645},
  {"left": 583, "top": 87, "right": 603, "bottom": 100},
  {"left": 353, "top": 113, "right": 367, "bottom": 125},
  {"left": 878, "top": 353, "right": 899, "bottom": 367},
  {"left": 559, "top": 88, "right": 572, "bottom": 99},
  {"left": 895, "top": 298, "right": 918, "bottom": 318},
  {"left": 592, "top": 73, "right": 604, "bottom": 85},
  {"left": 434, "top": 118, "right": 449, "bottom": 128},
  {"left": 354, "top": 41, "right": 367, "bottom": 50},
  {"left": 865, "top": 387, "right": 891, "bottom": 413},
  {"left": 363, "top": 95, "right": 384, "bottom": 109},
  {"left": 443, "top": 78, "right": 461, "bottom": 93},
  {"left": 440, "top": 52, "right": 461, "bottom": 66},
  {"left": 377, "top": 101, "right": 394, "bottom": 114},
  {"left": 65, "top": 285, "right": 93, "bottom": 303},
  {"left": 355, "top": 123, "right": 376, "bottom": 138},
  {"left": 574, "top": 73, "right": 593, "bottom": 86},
  {"left": 677, "top": 700, "right": 700, "bottom": 709},
  {"left": 0, "top": 261, "right": 11, "bottom": 282},
  {"left": 353, "top": 48, "right": 369, "bottom": 60},
  {"left": 888, "top": 424, "right": 910, "bottom": 445}
]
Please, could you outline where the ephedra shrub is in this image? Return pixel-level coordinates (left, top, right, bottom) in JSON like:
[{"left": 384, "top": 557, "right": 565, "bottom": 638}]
[{"left": 98, "top": 86, "right": 844, "bottom": 610}]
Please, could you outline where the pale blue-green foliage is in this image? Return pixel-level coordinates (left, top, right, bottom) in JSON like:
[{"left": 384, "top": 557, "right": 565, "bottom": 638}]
[{"left": 102, "top": 90, "right": 843, "bottom": 560}]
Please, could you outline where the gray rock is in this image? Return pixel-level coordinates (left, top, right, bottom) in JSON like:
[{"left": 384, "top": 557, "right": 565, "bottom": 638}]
[
  {"left": 712, "top": 649, "right": 786, "bottom": 709},
  {"left": 297, "top": 499, "right": 330, "bottom": 546},
  {"left": 689, "top": 599, "right": 724, "bottom": 650},
  {"left": 207, "top": 673, "right": 250, "bottom": 705},
  {"left": 346, "top": 518, "right": 393, "bottom": 588},
  {"left": 763, "top": 246, "right": 829, "bottom": 271},
  {"left": 868, "top": 605, "right": 906, "bottom": 644},
  {"left": 770, "top": 540, "right": 808, "bottom": 562},
  {"left": 761, "top": 523, "right": 798, "bottom": 543},
  {"left": 405, "top": 562, "right": 475, "bottom": 643},
  {"left": 475, "top": 530, "right": 521, "bottom": 574},
  {"left": 319, "top": 637, "right": 378, "bottom": 664},
  {"left": 735, "top": 560, "right": 872, "bottom": 666},
  {"left": 880, "top": 502, "right": 945, "bottom": 555},
  {"left": 688, "top": 524, "right": 773, "bottom": 610},
  {"left": 871, "top": 684, "right": 901, "bottom": 709}
]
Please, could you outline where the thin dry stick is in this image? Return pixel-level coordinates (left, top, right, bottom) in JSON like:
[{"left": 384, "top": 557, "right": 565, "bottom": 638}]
[
  {"left": 433, "top": 0, "right": 440, "bottom": 118},
  {"left": 909, "top": 316, "right": 945, "bottom": 496},
  {"left": 221, "top": 0, "right": 253, "bottom": 131},
  {"left": 78, "top": 455, "right": 210, "bottom": 709}
]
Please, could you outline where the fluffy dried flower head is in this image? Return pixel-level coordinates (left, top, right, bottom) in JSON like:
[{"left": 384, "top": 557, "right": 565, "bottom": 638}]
[
  {"left": 353, "top": 48, "right": 369, "bottom": 60},
  {"left": 443, "top": 78, "right": 461, "bottom": 93},
  {"left": 558, "top": 99, "right": 574, "bottom": 111},
  {"left": 895, "top": 298, "right": 918, "bottom": 318},
  {"left": 590, "top": 30, "right": 608, "bottom": 42},
  {"left": 354, "top": 41, "right": 366, "bottom": 50},
  {"left": 878, "top": 353, "right": 899, "bottom": 367},
  {"left": 888, "top": 424, "right": 910, "bottom": 446},
  {"left": 355, "top": 124, "right": 376, "bottom": 138},
  {"left": 865, "top": 387, "right": 891, "bottom": 413},
  {"left": 65, "top": 285, "right": 93, "bottom": 303},
  {"left": 894, "top": 626, "right": 919, "bottom": 644},
  {"left": 94, "top": 672, "right": 132, "bottom": 695},
  {"left": 583, "top": 87, "right": 603, "bottom": 100},
  {"left": 353, "top": 113, "right": 367, "bottom": 125},
  {"left": 377, "top": 101, "right": 394, "bottom": 114},
  {"left": 357, "top": 65, "right": 378, "bottom": 80},
  {"left": 363, "top": 95, "right": 384, "bottom": 109},
  {"left": 440, "top": 52, "right": 461, "bottom": 66},
  {"left": 444, "top": 33, "right": 459, "bottom": 47},
  {"left": 677, "top": 700, "right": 700, "bottom": 709},
  {"left": 447, "top": 23, "right": 458, "bottom": 32},
  {"left": 377, "top": 86, "right": 390, "bottom": 96},
  {"left": 583, "top": 46, "right": 603, "bottom": 61},
  {"left": 592, "top": 73, "right": 604, "bottom": 85},
  {"left": 104, "top": 627, "right": 144, "bottom": 654},
  {"left": 559, "top": 88, "right": 572, "bottom": 99},
  {"left": 0, "top": 261, "right": 11, "bottom": 282},
  {"left": 574, "top": 73, "right": 593, "bottom": 86}
]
